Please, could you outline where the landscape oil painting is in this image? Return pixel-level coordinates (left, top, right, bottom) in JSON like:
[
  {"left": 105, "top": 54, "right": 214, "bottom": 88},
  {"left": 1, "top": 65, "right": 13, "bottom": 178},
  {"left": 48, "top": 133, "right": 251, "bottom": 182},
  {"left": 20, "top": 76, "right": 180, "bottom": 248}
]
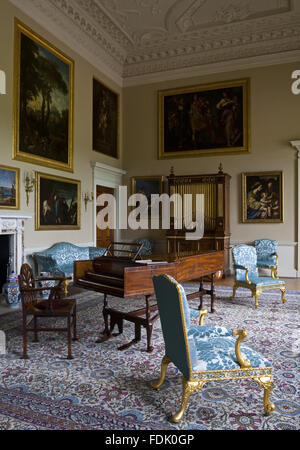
[
  {"left": 158, "top": 79, "right": 249, "bottom": 159},
  {"left": 36, "top": 172, "right": 80, "bottom": 230},
  {"left": 13, "top": 20, "right": 74, "bottom": 172},
  {"left": 0, "top": 165, "right": 19, "bottom": 210}
]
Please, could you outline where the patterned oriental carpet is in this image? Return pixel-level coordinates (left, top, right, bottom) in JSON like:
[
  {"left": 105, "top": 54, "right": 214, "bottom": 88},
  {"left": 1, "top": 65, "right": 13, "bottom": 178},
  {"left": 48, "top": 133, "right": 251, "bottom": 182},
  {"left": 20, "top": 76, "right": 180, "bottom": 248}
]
[{"left": 0, "top": 285, "right": 299, "bottom": 431}]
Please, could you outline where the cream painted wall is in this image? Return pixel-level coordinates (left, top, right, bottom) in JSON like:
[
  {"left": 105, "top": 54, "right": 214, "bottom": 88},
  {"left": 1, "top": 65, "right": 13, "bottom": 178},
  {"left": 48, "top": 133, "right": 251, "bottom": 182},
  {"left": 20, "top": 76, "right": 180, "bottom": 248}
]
[
  {"left": 1, "top": 0, "right": 299, "bottom": 275},
  {"left": 0, "top": 0, "right": 122, "bottom": 251},
  {"left": 122, "top": 63, "right": 300, "bottom": 274}
]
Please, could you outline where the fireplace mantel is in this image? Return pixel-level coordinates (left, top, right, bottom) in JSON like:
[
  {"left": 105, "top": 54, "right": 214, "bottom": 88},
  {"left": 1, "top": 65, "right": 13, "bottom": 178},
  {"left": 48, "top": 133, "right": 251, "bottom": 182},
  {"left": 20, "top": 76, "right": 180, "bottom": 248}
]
[
  {"left": 0, "top": 214, "right": 32, "bottom": 276},
  {"left": 0, "top": 214, "right": 32, "bottom": 220}
]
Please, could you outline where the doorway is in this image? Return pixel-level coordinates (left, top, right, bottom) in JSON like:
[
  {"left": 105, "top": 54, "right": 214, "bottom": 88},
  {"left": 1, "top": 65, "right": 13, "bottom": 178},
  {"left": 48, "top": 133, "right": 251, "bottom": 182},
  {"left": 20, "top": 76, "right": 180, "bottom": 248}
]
[{"left": 96, "top": 185, "right": 115, "bottom": 248}]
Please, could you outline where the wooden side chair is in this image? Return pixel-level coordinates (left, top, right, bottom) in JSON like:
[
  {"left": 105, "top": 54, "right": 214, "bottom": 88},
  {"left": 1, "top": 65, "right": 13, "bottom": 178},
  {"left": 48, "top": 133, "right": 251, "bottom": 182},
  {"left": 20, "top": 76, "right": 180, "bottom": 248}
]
[
  {"left": 152, "top": 274, "right": 275, "bottom": 423},
  {"left": 18, "top": 263, "right": 77, "bottom": 359}
]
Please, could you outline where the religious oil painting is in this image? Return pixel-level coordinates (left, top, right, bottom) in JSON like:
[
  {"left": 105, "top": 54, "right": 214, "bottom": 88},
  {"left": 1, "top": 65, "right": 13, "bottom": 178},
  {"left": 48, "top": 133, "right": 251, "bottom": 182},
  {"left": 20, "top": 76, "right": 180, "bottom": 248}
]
[
  {"left": 36, "top": 172, "right": 80, "bottom": 230},
  {"left": 93, "top": 77, "right": 119, "bottom": 159},
  {"left": 158, "top": 79, "right": 250, "bottom": 159},
  {"left": 0, "top": 165, "right": 19, "bottom": 210},
  {"left": 242, "top": 171, "right": 283, "bottom": 223},
  {"left": 13, "top": 20, "right": 74, "bottom": 172}
]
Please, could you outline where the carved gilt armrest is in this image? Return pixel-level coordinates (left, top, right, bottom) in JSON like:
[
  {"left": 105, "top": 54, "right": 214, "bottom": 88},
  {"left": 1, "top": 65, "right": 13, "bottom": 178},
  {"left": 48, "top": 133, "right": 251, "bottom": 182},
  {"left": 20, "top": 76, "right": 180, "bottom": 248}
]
[
  {"left": 234, "top": 264, "right": 251, "bottom": 284},
  {"left": 232, "top": 329, "right": 251, "bottom": 368}
]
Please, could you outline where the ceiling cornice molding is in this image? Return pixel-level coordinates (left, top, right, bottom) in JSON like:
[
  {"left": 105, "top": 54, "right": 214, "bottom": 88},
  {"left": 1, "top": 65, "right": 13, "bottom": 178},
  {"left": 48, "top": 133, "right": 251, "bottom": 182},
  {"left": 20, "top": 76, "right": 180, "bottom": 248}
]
[
  {"left": 8, "top": 0, "right": 300, "bottom": 87},
  {"left": 9, "top": 0, "right": 124, "bottom": 86},
  {"left": 122, "top": 49, "right": 300, "bottom": 87}
]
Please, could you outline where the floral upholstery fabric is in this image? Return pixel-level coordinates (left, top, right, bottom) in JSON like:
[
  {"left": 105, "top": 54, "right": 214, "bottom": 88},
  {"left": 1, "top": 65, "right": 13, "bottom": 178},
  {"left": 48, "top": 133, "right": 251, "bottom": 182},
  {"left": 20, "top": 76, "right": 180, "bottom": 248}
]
[
  {"left": 255, "top": 239, "right": 277, "bottom": 268},
  {"left": 239, "top": 275, "right": 284, "bottom": 287},
  {"left": 232, "top": 245, "right": 259, "bottom": 282},
  {"left": 232, "top": 244, "right": 283, "bottom": 287},
  {"left": 191, "top": 336, "right": 272, "bottom": 372},
  {"left": 33, "top": 242, "right": 106, "bottom": 277}
]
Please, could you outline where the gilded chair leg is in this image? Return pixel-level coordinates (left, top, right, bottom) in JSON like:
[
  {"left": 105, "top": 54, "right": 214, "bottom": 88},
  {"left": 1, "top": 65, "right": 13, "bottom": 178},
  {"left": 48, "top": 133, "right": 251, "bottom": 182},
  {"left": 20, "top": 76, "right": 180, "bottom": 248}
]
[
  {"left": 280, "top": 287, "right": 286, "bottom": 304},
  {"left": 231, "top": 285, "right": 237, "bottom": 300},
  {"left": 172, "top": 378, "right": 205, "bottom": 423},
  {"left": 152, "top": 355, "right": 171, "bottom": 389},
  {"left": 253, "top": 375, "right": 275, "bottom": 415},
  {"left": 254, "top": 289, "right": 262, "bottom": 308}
]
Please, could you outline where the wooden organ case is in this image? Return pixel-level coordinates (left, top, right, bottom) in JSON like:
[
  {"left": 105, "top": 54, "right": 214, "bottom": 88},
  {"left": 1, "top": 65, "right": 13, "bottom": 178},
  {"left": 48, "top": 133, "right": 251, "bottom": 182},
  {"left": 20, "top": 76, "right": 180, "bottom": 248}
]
[{"left": 166, "top": 165, "right": 231, "bottom": 275}]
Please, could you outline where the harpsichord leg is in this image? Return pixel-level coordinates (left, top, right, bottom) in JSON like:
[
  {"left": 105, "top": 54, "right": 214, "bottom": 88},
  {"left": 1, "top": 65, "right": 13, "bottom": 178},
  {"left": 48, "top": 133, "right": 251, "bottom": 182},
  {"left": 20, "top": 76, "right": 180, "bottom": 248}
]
[{"left": 96, "top": 293, "right": 113, "bottom": 343}]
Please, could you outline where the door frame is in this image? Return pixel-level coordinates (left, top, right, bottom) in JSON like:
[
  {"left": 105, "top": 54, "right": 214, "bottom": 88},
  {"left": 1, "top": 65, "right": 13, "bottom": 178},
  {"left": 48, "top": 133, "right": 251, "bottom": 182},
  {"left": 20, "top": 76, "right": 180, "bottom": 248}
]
[{"left": 92, "top": 162, "right": 126, "bottom": 246}]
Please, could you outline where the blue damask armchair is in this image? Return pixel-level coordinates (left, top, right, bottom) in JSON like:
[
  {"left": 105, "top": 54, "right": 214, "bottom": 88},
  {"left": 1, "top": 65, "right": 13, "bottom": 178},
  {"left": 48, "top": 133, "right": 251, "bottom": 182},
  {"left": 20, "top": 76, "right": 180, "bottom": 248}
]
[
  {"left": 255, "top": 239, "right": 278, "bottom": 279},
  {"left": 152, "top": 274, "right": 275, "bottom": 423},
  {"left": 231, "top": 244, "right": 286, "bottom": 308},
  {"left": 135, "top": 238, "right": 154, "bottom": 256}
]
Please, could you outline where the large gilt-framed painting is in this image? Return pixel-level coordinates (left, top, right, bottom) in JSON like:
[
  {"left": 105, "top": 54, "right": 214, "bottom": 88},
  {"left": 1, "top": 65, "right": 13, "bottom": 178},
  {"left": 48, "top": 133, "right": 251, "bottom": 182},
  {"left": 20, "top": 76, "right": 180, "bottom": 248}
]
[
  {"left": 13, "top": 19, "right": 74, "bottom": 172},
  {"left": 93, "top": 77, "right": 119, "bottom": 159},
  {"left": 0, "top": 165, "right": 20, "bottom": 210},
  {"left": 35, "top": 172, "right": 80, "bottom": 230},
  {"left": 242, "top": 171, "right": 283, "bottom": 223},
  {"left": 158, "top": 78, "right": 250, "bottom": 159}
]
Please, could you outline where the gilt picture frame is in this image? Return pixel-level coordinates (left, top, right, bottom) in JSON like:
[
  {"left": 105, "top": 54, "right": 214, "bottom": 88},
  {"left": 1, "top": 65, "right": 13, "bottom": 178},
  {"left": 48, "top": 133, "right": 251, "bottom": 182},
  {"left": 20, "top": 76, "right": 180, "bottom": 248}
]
[
  {"left": 13, "top": 19, "right": 74, "bottom": 172},
  {"left": 242, "top": 171, "right": 283, "bottom": 223},
  {"left": 93, "top": 77, "right": 120, "bottom": 159},
  {"left": 0, "top": 165, "right": 20, "bottom": 210},
  {"left": 158, "top": 78, "right": 250, "bottom": 159},
  {"left": 35, "top": 172, "right": 81, "bottom": 230}
]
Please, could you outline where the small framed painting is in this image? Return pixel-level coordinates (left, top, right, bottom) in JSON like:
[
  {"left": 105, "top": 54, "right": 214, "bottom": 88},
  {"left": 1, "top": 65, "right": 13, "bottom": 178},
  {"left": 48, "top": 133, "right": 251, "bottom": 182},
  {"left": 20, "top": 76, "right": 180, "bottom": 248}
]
[
  {"left": 0, "top": 165, "right": 20, "bottom": 210},
  {"left": 35, "top": 172, "right": 81, "bottom": 230},
  {"left": 131, "top": 176, "right": 164, "bottom": 205},
  {"left": 242, "top": 171, "right": 283, "bottom": 223},
  {"left": 93, "top": 77, "right": 119, "bottom": 159}
]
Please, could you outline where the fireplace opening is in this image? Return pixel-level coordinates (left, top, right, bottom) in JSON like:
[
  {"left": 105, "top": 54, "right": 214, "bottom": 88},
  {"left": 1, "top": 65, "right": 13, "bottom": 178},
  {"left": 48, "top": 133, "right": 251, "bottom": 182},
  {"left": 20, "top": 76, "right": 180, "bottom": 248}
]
[{"left": 0, "top": 235, "right": 10, "bottom": 291}]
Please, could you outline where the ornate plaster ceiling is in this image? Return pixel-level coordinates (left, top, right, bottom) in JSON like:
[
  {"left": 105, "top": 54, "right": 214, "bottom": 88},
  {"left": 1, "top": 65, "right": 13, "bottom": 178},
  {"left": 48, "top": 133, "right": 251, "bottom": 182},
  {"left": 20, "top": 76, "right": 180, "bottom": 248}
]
[{"left": 9, "top": 0, "right": 300, "bottom": 86}]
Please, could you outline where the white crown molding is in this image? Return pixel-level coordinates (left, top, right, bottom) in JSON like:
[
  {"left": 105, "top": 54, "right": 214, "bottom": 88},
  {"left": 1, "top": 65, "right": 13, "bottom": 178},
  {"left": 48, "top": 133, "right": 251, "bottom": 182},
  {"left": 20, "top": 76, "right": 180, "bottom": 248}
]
[
  {"left": 122, "top": 49, "right": 300, "bottom": 87},
  {"left": 8, "top": 0, "right": 300, "bottom": 87},
  {"left": 9, "top": 0, "right": 124, "bottom": 86}
]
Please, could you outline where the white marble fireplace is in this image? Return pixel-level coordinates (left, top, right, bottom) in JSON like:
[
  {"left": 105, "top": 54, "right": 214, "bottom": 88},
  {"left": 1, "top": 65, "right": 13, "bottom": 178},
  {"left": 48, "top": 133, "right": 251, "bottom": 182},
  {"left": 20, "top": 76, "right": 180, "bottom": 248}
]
[{"left": 0, "top": 214, "right": 31, "bottom": 277}]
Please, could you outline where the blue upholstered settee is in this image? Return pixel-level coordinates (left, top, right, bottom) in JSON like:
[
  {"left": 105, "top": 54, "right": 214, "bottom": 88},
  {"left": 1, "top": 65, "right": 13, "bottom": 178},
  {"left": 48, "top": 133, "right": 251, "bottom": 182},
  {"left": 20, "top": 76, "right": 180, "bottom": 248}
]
[{"left": 32, "top": 242, "right": 106, "bottom": 278}]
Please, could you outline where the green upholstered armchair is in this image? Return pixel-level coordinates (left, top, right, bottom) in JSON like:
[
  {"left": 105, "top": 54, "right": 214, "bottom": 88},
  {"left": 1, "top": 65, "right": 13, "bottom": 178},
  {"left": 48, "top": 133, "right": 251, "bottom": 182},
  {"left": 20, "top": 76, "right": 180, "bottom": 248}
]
[
  {"left": 231, "top": 244, "right": 286, "bottom": 308},
  {"left": 151, "top": 274, "right": 275, "bottom": 423}
]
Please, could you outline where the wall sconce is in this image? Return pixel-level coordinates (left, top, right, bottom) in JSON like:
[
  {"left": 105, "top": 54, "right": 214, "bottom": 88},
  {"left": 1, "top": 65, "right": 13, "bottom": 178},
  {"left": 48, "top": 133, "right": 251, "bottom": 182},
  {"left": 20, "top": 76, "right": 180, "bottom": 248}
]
[
  {"left": 83, "top": 192, "right": 94, "bottom": 211},
  {"left": 0, "top": 70, "right": 6, "bottom": 95},
  {"left": 24, "top": 172, "right": 35, "bottom": 206}
]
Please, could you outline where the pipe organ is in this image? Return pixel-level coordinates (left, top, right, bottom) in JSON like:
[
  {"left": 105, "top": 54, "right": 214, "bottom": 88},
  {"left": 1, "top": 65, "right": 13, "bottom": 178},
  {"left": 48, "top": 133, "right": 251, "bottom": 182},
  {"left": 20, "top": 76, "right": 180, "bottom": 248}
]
[{"left": 166, "top": 165, "right": 231, "bottom": 274}]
